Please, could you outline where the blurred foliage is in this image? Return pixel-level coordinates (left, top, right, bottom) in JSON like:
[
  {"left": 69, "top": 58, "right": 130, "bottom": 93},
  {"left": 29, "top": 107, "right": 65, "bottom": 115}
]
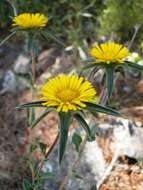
[
  {"left": 0, "top": 1, "right": 13, "bottom": 28},
  {"left": 1, "top": 0, "right": 143, "bottom": 50},
  {"left": 0, "top": 0, "right": 104, "bottom": 47},
  {"left": 98, "top": 0, "right": 143, "bottom": 48}
]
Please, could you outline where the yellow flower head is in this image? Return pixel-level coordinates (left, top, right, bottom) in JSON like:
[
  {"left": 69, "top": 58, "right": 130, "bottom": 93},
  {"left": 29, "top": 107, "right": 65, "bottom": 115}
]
[
  {"left": 90, "top": 42, "right": 130, "bottom": 64},
  {"left": 41, "top": 74, "right": 96, "bottom": 112},
  {"left": 12, "top": 13, "right": 48, "bottom": 29}
]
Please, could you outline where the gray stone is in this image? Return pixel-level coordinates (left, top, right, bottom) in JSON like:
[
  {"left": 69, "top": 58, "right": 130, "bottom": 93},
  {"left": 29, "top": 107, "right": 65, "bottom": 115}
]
[
  {"left": 16, "top": 76, "right": 30, "bottom": 91},
  {"left": 0, "top": 70, "right": 17, "bottom": 94},
  {"left": 113, "top": 118, "right": 143, "bottom": 159},
  {"left": 43, "top": 118, "right": 143, "bottom": 189},
  {"left": 84, "top": 141, "right": 107, "bottom": 182},
  {"left": 14, "top": 54, "right": 30, "bottom": 74},
  {"left": 94, "top": 118, "right": 143, "bottom": 160}
]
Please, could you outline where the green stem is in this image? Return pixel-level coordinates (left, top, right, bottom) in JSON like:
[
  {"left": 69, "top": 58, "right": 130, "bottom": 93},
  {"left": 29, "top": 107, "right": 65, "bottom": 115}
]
[
  {"left": 31, "top": 48, "right": 36, "bottom": 85},
  {"left": 59, "top": 85, "right": 109, "bottom": 190}
]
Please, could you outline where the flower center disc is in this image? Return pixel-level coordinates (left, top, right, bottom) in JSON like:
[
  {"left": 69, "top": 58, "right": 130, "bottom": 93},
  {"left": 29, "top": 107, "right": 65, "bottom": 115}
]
[{"left": 57, "top": 89, "right": 79, "bottom": 102}]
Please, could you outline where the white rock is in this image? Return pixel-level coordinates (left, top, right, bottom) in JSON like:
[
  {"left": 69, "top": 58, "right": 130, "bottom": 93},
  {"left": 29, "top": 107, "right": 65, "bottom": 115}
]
[
  {"left": 42, "top": 161, "right": 53, "bottom": 173},
  {"left": 84, "top": 141, "right": 107, "bottom": 181},
  {"left": 14, "top": 54, "right": 30, "bottom": 74},
  {"left": 83, "top": 118, "right": 143, "bottom": 183},
  {"left": 0, "top": 70, "right": 17, "bottom": 94},
  {"left": 113, "top": 118, "right": 143, "bottom": 159},
  {"left": 16, "top": 77, "right": 30, "bottom": 91},
  {"left": 97, "top": 118, "right": 143, "bottom": 160}
]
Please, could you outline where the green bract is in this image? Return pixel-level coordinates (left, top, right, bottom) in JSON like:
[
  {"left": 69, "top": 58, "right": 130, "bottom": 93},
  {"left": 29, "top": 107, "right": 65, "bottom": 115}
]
[
  {"left": 17, "top": 99, "right": 122, "bottom": 164},
  {"left": 83, "top": 59, "right": 143, "bottom": 99}
]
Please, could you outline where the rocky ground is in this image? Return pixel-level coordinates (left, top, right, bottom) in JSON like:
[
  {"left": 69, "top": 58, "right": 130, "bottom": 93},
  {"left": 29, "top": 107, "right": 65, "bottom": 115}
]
[{"left": 0, "top": 42, "right": 143, "bottom": 190}]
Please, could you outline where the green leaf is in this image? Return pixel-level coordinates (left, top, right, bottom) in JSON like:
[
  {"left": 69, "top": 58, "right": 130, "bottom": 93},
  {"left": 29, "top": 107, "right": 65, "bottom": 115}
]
[
  {"left": 39, "top": 142, "right": 47, "bottom": 154},
  {"left": 40, "top": 29, "right": 65, "bottom": 47},
  {"left": 74, "top": 113, "right": 93, "bottom": 141},
  {"left": 31, "top": 108, "right": 53, "bottom": 128},
  {"left": 0, "top": 31, "right": 17, "bottom": 46},
  {"left": 123, "top": 62, "right": 130, "bottom": 71},
  {"left": 85, "top": 102, "right": 122, "bottom": 117},
  {"left": 106, "top": 66, "right": 114, "bottom": 98},
  {"left": 91, "top": 185, "right": 97, "bottom": 190},
  {"left": 6, "top": 0, "right": 17, "bottom": 16},
  {"left": 30, "top": 144, "right": 37, "bottom": 153},
  {"left": 84, "top": 57, "right": 95, "bottom": 62},
  {"left": 87, "top": 66, "right": 102, "bottom": 81},
  {"left": 39, "top": 172, "right": 56, "bottom": 180},
  {"left": 125, "top": 61, "right": 143, "bottom": 70},
  {"left": 16, "top": 101, "right": 47, "bottom": 109},
  {"left": 72, "top": 170, "right": 83, "bottom": 180},
  {"left": 23, "top": 179, "right": 32, "bottom": 190},
  {"left": 90, "top": 124, "right": 98, "bottom": 141},
  {"left": 115, "top": 65, "right": 126, "bottom": 77},
  {"left": 81, "top": 63, "right": 95, "bottom": 70},
  {"left": 89, "top": 110, "right": 98, "bottom": 117},
  {"left": 59, "top": 112, "right": 72, "bottom": 164},
  {"left": 72, "top": 133, "right": 82, "bottom": 152}
]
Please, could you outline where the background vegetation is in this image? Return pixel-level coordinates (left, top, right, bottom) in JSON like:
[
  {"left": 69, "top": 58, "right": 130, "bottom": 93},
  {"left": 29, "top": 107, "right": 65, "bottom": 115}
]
[
  {"left": 1, "top": 0, "right": 143, "bottom": 51},
  {"left": 1, "top": 1, "right": 143, "bottom": 190}
]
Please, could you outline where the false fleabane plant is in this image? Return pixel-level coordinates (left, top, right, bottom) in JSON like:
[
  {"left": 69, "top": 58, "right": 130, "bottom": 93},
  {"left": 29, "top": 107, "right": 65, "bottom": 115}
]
[
  {"left": 17, "top": 74, "right": 122, "bottom": 164},
  {"left": 84, "top": 41, "right": 143, "bottom": 99}
]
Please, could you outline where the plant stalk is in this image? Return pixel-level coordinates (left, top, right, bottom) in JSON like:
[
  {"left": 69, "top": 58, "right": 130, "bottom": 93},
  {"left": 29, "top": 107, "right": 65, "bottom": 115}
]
[
  {"left": 59, "top": 85, "right": 109, "bottom": 190},
  {"left": 31, "top": 48, "right": 36, "bottom": 85}
]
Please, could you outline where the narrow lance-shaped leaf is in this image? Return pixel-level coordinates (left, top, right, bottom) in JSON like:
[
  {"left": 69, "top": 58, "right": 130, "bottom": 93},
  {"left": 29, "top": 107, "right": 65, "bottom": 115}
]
[
  {"left": 74, "top": 113, "right": 93, "bottom": 141},
  {"left": 72, "top": 132, "right": 82, "bottom": 152},
  {"left": 88, "top": 66, "right": 101, "bottom": 81},
  {"left": 23, "top": 179, "right": 32, "bottom": 190},
  {"left": 31, "top": 108, "right": 53, "bottom": 128},
  {"left": 81, "top": 63, "right": 96, "bottom": 70},
  {"left": 125, "top": 61, "right": 143, "bottom": 70},
  {"left": 30, "top": 144, "right": 37, "bottom": 153},
  {"left": 16, "top": 101, "right": 47, "bottom": 109},
  {"left": 39, "top": 142, "right": 47, "bottom": 155},
  {"left": 0, "top": 31, "right": 17, "bottom": 46},
  {"left": 39, "top": 172, "right": 56, "bottom": 180},
  {"left": 59, "top": 112, "right": 72, "bottom": 164},
  {"left": 90, "top": 124, "right": 98, "bottom": 141},
  {"left": 6, "top": 0, "right": 17, "bottom": 16},
  {"left": 72, "top": 170, "right": 83, "bottom": 180},
  {"left": 40, "top": 29, "right": 65, "bottom": 47},
  {"left": 91, "top": 185, "right": 97, "bottom": 190},
  {"left": 115, "top": 65, "right": 126, "bottom": 78},
  {"left": 84, "top": 57, "right": 95, "bottom": 63},
  {"left": 106, "top": 66, "right": 114, "bottom": 98},
  {"left": 85, "top": 102, "right": 123, "bottom": 117}
]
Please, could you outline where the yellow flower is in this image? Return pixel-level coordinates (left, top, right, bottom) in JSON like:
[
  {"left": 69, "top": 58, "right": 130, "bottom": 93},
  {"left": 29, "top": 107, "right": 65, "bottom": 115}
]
[
  {"left": 12, "top": 13, "right": 48, "bottom": 29},
  {"left": 41, "top": 74, "right": 96, "bottom": 112},
  {"left": 90, "top": 42, "right": 130, "bottom": 64}
]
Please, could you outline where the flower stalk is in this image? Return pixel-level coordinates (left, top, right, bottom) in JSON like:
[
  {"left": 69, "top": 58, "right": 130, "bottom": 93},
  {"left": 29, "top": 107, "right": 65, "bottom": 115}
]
[{"left": 31, "top": 47, "right": 36, "bottom": 84}]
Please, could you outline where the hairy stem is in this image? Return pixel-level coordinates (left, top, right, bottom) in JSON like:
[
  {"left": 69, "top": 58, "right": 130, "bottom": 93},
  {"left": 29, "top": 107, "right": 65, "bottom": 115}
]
[
  {"left": 59, "top": 135, "right": 88, "bottom": 190},
  {"left": 37, "top": 133, "right": 59, "bottom": 177},
  {"left": 58, "top": 81, "right": 108, "bottom": 190},
  {"left": 31, "top": 49, "right": 36, "bottom": 85}
]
